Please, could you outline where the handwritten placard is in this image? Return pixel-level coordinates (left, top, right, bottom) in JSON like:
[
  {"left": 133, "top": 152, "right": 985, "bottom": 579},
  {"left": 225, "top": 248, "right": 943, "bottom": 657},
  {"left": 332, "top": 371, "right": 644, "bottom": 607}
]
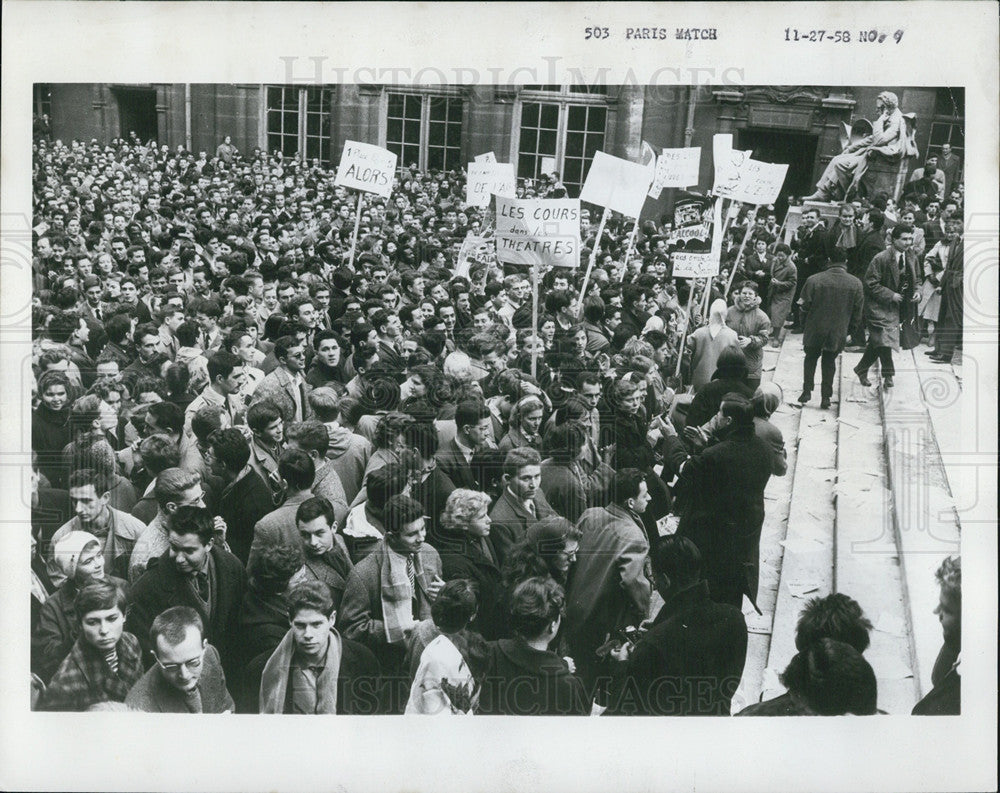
[
  {"left": 466, "top": 162, "right": 516, "bottom": 209},
  {"left": 648, "top": 147, "right": 702, "bottom": 196},
  {"left": 495, "top": 196, "right": 580, "bottom": 268},
  {"left": 474, "top": 151, "right": 497, "bottom": 164},
  {"left": 334, "top": 140, "right": 397, "bottom": 198}
]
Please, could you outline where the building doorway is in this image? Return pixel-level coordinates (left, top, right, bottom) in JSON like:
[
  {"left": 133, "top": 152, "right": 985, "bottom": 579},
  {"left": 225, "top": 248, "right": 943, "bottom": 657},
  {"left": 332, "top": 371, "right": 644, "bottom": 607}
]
[
  {"left": 737, "top": 128, "right": 818, "bottom": 220},
  {"left": 113, "top": 87, "right": 158, "bottom": 143}
]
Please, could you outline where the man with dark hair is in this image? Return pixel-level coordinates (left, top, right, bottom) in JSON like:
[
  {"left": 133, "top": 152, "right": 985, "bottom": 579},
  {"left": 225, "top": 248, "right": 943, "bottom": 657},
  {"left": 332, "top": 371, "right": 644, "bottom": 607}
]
[
  {"left": 246, "top": 400, "right": 284, "bottom": 498},
  {"left": 339, "top": 494, "right": 444, "bottom": 712},
  {"left": 207, "top": 428, "right": 275, "bottom": 565},
  {"left": 477, "top": 577, "right": 590, "bottom": 716},
  {"left": 250, "top": 580, "right": 382, "bottom": 714},
  {"left": 48, "top": 468, "right": 145, "bottom": 586},
  {"left": 122, "top": 323, "right": 167, "bottom": 388},
  {"left": 789, "top": 206, "right": 827, "bottom": 331},
  {"left": 581, "top": 295, "right": 611, "bottom": 354},
  {"left": 254, "top": 334, "right": 311, "bottom": 422},
  {"left": 306, "top": 330, "right": 344, "bottom": 389},
  {"left": 128, "top": 467, "right": 205, "bottom": 583},
  {"left": 128, "top": 505, "right": 247, "bottom": 675},
  {"left": 855, "top": 224, "right": 918, "bottom": 388},
  {"left": 370, "top": 308, "right": 404, "bottom": 372},
  {"left": 125, "top": 606, "right": 235, "bottom": 713},
  {"left": 661, "top": 395, "right": 774, "bottom": 609},
  {"left": 284, "top": 420, "right": 350, "bottom": 525},
  {"left": 565, "top": 468, "right": 652, "bottom": 696},
  {"left": 38, "top": 580, "right": 144, "bottom": 711},
  {"left": 798, "top": 251, "right": 864, "bottom": 409},
  {"left": 488, "top": 447, "right": 557, "bottom": 567},
  {"left": 249, "top": 448, "right": 317, "bottom": 563},
  {"left": 341, "top": 463, "right": 410, "bottom": 563},
  {"left": 435, "top": 398, "right": 491, "bottom": 490},
  {"left": 183, "top": 349, "right": 246, "bottom": 437},
  {"left": 607, "top": 535, "right": 748, "bottom": 716},
  {"left": 740, "top": 639, "right": 877, "bottom": 716},
  {"left": 296, "top": 496, "right": 354, "bottom": 611},
  {"left": 402, "top": 421, "right": 456, "bottom": 546}
]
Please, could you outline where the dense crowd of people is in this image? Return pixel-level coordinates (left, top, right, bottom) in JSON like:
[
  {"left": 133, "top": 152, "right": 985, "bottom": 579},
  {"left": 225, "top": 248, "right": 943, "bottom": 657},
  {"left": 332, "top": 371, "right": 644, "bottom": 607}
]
[{"left": 28, "top": 131, "right": 961, "bottom": 715}]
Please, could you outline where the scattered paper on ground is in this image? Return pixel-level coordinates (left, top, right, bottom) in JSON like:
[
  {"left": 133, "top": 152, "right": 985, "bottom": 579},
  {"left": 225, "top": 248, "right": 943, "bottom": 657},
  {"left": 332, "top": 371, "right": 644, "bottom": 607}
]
[{"left": 874, "top": 612, "right": 907, "bottom": 636}]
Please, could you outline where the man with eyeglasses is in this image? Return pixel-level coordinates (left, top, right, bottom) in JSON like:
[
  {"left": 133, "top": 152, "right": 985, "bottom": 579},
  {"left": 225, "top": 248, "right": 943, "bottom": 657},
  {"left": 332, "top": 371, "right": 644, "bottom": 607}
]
[{"left": 126, "top": 606, "right": 235, "bottom": 713}]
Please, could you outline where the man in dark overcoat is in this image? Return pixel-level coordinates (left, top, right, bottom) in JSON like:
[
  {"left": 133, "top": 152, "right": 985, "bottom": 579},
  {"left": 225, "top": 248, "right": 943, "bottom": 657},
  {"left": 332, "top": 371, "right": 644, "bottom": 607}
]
[
  {"left": 798, "top": 256, "right": 864, "bottom": 408},
  {"left": 661, "top": 396, "right": 773, "bottom": 610},
  {"left": 927, "top": 216, "right": 964, "bottom": 364}
]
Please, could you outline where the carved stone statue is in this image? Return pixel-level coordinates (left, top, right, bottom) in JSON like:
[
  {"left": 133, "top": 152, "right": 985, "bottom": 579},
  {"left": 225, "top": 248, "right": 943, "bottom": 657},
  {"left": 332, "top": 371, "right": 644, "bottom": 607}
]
[{"left": 804, "top": 91, "right": 917, "bottom": 202}]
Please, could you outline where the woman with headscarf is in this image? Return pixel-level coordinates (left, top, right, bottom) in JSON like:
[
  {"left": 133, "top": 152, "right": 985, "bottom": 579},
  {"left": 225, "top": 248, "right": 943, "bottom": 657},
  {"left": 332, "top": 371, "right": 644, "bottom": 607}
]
[
  {"left": 685, "top": 299, "right": 740, "bottom": 393},
  {"left": 804, "top": 91, "right": 907, "bottom": 202},
  {"left": 31, "top": 531, "right": 129, "bottom": 683}
]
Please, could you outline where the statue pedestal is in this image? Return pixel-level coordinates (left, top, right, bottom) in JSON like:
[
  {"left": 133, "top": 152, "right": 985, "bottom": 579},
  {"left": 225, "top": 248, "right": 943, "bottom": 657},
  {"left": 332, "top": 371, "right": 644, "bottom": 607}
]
[
  {"left": 783, "top": 202, "right": 844, "bottom": 244},
  {"left": 855, "top": 153, "right": 911, "bottom": 203}
]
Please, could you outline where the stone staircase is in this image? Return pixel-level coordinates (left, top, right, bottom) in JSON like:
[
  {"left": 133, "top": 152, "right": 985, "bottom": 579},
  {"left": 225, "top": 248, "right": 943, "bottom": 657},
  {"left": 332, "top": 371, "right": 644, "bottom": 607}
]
[{"left": 732, "top": 335, "right": 960, "bottom": 713}]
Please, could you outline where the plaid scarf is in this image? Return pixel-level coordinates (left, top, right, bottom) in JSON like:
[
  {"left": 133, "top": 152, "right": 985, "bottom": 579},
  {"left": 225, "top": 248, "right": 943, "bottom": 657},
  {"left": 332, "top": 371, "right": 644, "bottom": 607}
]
[{"left": 39, "top": 632, "right": 144, "bottom": 711}]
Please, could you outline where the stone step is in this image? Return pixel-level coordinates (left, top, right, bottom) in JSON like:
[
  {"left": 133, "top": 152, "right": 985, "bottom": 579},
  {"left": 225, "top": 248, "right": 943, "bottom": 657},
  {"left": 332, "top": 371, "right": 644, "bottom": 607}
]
[
  {"left": 834, "top": 351, "right": 920, "bottom": 713},
  {"left": 878, "top": 347, "right": 961, "bottom": 697},
  {"left": 759, "top": 344, "right": 840, "bottom": 701}
]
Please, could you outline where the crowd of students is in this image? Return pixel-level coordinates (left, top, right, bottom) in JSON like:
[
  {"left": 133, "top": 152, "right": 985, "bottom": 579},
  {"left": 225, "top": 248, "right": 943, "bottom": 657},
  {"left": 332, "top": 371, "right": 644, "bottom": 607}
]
[{"left": 28, "top": 133, "right": 959, "bottom": 715}]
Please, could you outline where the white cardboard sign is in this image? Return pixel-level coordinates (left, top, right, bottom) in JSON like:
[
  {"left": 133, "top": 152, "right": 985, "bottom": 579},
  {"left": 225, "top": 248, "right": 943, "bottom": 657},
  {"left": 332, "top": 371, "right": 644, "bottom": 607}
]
[
  {"left": 334, "top": 140, "right": 397, "bottom": 198},
  {"left": 579, "top": 151, "right": 652, "bottom": 218}
]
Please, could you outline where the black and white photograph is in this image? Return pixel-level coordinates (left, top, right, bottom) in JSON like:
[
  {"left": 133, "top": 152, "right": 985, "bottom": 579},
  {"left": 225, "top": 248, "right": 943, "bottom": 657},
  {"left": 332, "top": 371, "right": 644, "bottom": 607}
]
[{"left": 2, "top": 3, "right": 996, "bottom": 792}]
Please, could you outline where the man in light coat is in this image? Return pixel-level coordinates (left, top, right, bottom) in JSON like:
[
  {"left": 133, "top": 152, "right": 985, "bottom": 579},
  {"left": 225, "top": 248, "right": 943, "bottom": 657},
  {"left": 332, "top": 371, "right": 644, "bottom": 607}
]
[
  {"left": 854, "top": 224, "right": 918, "bottom": 389},
  {"left": 564, "top": 468, "right": 652, "bottom": 698}
]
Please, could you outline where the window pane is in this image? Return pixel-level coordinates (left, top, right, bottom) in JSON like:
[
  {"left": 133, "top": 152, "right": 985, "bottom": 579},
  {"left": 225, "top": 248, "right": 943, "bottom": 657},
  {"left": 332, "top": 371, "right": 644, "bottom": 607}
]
[
  {"left": 283, "top": 113, "right": 297, "bottom": 135},
  {"left": 568, "top": 105, "right": 586, "bottom": 129},
  {"left": 446, "top": 121, "right": 462, "bottom": 149},
  {"left": 403, "top": 119, "right": 420, "bottom": 145},
  {"left": 518, "top": 153, "right": 538, "bottom": 180},
  {"left": 427, "top": 146, "right": 444, "bottom": 172},
  {"left": 540, "top": 104, "right": 559, "bottom": 128},
  {"left": 405, "top": 95, "right": 422, "bottom": 118},
  {"left": 520, "top": 128, "right": 537, "bottom": 152},
  {"left": 565, "top": 132, "right": 584, "bottom": 158},
  {"left": 563, "top": 158, "right": 583, "bottom": 185},
  {"left": 427, "top": 121, "right": 446, "bottom": 147},
  {"left": 448, "top": 100, "right": 462, "bottom": 122},
  {"left": 587, "top": 107, "right": 607, "bottom": 132},
  {"left": 539, "top": 129, "right": 557, "bottom": 154},
  {"left": 388, "top": 93, "right": 404, "bottom": 116},
  {"left": 522, "top": 102, "right": 539, "bottom": 126},
  {"left": 268, "top": 111, "right": 281, "bottom": 135}
]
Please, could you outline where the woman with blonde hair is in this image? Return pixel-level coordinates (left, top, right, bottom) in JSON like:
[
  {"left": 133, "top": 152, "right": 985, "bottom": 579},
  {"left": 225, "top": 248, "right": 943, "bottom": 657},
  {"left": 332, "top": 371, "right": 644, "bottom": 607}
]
[{"left": 437, "top": 489, "right": 504, "bottom": 640}]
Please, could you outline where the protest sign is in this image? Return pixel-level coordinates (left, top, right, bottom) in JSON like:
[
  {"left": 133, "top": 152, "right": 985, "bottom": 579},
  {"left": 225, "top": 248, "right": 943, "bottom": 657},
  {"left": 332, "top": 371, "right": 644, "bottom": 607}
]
[
  {"left": 495, "top": 196, "right": 580, "bottom": 268},
  {"left": 466, "top": 162, "right": 516, "bottom": 208},
  {"left": 712, "top": 134, "right": 753, "bottom": 199},
  {"left": 670, "top": 197, "right": 723, "bottom": 278},
  {"left": 334, "top": 140, "right": 397, "bottom": 198},
  {"left": 730, "top": 159, "right": 789, "bottom": 205},
  {"left": 540, "top": 156, "right": 557, "bottom": 176},
  {"left": 648, "top": 147, "right": 701, "bottom": 196},
  {"left": 474, "top": 151, "right": 497, "bottom": 164},
  {"left": 579, "top": 151, "right": 652, "bottom": 218}
]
